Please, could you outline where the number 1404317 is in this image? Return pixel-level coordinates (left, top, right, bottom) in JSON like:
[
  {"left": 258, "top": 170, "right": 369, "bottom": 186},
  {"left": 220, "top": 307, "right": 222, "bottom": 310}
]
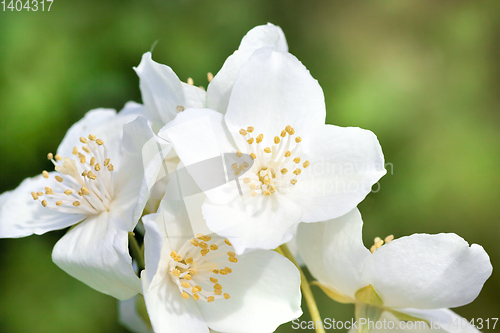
[{"left": 1, "top": 0, "right": 53, "bottom": 11}]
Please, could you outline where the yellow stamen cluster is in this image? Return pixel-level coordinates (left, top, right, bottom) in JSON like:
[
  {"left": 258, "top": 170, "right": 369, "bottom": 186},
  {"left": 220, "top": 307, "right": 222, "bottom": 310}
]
[
  {"left": 236, "top": 125, "right": 310, "bottom": 197},
  {"left": 169, "top": 234, "right": 237, "bottom": 303},
  {"left": 32, "top": 134, "right": 115, "bottom": 214},
  {"left": 370, "top": 235, "right": 394, "bottom": 253}
]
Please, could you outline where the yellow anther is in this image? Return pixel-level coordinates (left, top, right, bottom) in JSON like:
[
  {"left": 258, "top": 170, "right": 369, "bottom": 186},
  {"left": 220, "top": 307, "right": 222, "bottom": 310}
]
[
  {"left": 87, "top": 171, "right": 97, "bottom": 180},
  {"left": 193, "top": 293, "right": 200, "bottom": 301},
  {"left": 42, "top": 171, "right": 49, "bottom": 178},
  {"left": 207, "top": 296, "right": 215, "bottom": 303},
  {"left": 82, "top": 170, "right": 88, "bottom": 177},
  {"left": 274, "top": 136, "right": 280, "bottom": 144},
  {"left": 224, "top": 239, "right": 232, "bottom": 246},
  {"left": 385, "top": 235, "right": 395, "bottom": 243},
  {"left": 281, "top": 168, "right": 288, "bottom": 175},
  {"left": 175, "top": 254, "right": 182, "bottom": 261},
  {"left": 247, "top": 138, "right": 255, "bottom": 144},
  {"left": 239, "top": 129, "right": 247, "bottom": 136},
  {"left": 64, "top": 190, "right": 72, "bottom": 195},
  {"left": 243, "top": 178, "right": 251, "bottom": 184},
  {"left": 249, "top": 183, "right": 256, "bottom": 190},
  {"left": 90, "top": 157, "right": 95, "bottom": 166},
  {"left": 227, "top": 251, "right": 235, "bottom": 257},
  {"left": 231, "top": 163, "right": 238, "bottom": 170},
  {"left": 263, "top": 190, "right": 271, "bottom": 196},
  {"left": 210, "top": 244, "right": 219, "bottom": 251},
  {"left": 374, "top": 237, "right": 382, "bottom": 243},
  {"left": 247, "top": 126, "right": 254, "bottom": 133},
  {"left": 207, "top": 72, "right": 214, "bottom": 82},
  {"left": 250, "top": 191, "right": 257, "bottom": 197},
  {"left": 45, "top": 187, "right": 53, "bottom": 195},
  {"left": 176, "top": 106, "right": 185, "bottom": 113},
  {"left": 210, "top": 277, "right": 218, "bottom": 283},
  {"left": 263, "top": 178, "right": 271, "bottom": 185},
  {"left": 56, "top": 201, "right": 63, "bottom": 206},
  {"left": 41, "top": 200, "right": 47, "bottom": 207},
  {"left": 264, "top": 147, "right": 271, "bottom": 153},
  {"left": 81, "top": 187, "right": 90, "bottom": 195},
  {"left": 73, "top": 201, "right": 80, "bottom": 207},
  {"left": 80, "top": 137, "right": 88, "bottom": 144},
  {"left": 188, "top": 269, "right": 197, "bottom": 275},
  {"left": 31, "top": 192, "right": 39, "bottom": 200},
  {"left": 256, "top": 134, "right": 264, "bottom": 143},
  {"left": 295, "top": 136, "right": 302, "bottom": 143},
  {"left": 223, "top": 293, "right": 231, "bottom": 299},
  {"left": 191, "top": 238, "right": 200, "bottom": 246},
  {"left": 181, "top": 292, "right": 189, "bottom": 299},
  {"left": 214, "top": 289, "right": 222, "bottom": 295},
  {"left": 224, "top": 267, "right": 232, "bottom": 273},
  {"left": 107, "top": 164, "right": 114, "bottom": 171},
  {"left": 229, "top": 257, "right": 238, "bottom": 263},
  {"left": 293, "top": 157, "right": 301, "bottom": 164},
  {"left": 375, "top": 240, "right": 384, "bottom": 249},
  {"left": 79, "top": 155, "right": 86, "bottom": 164},
  {"left": 285, "top": 151, "right": 291, "bottom": 157},
  {"left": 184, "top": 274, "right": 192, "bottom": 280},
  {"left": 193, "top": 285, "right": 202, "bottom": 293},
  {"left": 104, "top": 159, "right": 110, "bottom": 166},
  {"left": 290, "top": 179, "right": 298, "bottom": 185},
  {"left": 280, "top": 130, "right": 287, "bottom": 137},
  {"left": 88, "top": 134, "right": 96, "bottom": 141},
  {"left": 55, "top": 176, "right": 63, "bottom": 182},
  {"left": 198, "top": 239, "right": 208, "bottom": 247},
  {"left": 213, "top": 269, "right": 219, "bottom": 274},
  {"left": 219, "top": 269, "right": 228, "bottom": 275},
  {"left": 200, "top": 248, "right": 210, "bottom": 256},
  {"left": 95, "top": 164, "right": 101, "bottom": 171},
  {"left": 236, "top": 151, "right": 242, "bottom": 158},
  {"left": 82, "top": 146, "right": 91, "bottom": 153},
  {"left": 171, "top": 269, "right": 181, "bottom": 277},
  {"left": 47, "top": 153, "right": 53, "bottom": 160},
  {"left": 96, "top": 139, "right": 104, "bottom": 145},
  {"left": 55, "top": 154, "right": 62, "bottom": 161},
  {"left": 269, "top": 186, "right": 276, "bottom": 193},
  {"left": 250, "top": 153, "right": 256, "bottom": 160},
  {"left": 187, "top": 77, "right": 194, "bottom": 85},
  {"left": 78, "top": 190, "right": 83, "bottom": 196},
  {"left": 185, "top": 257, "right": 193, "bottom": 264},
  {"left": 293, "top": 169, "right": 301, "bottom": 175},
  {"left": 181, "top": 282, "right": 191, "bottom": 288},
  {"left": 370, "top": 245, "right": 376, "bottom": 254},
  {"left": 170, "top": 251, "right": 178, "bottom": 259},
  {"left": 36, "top": 191, "right": 44, "bottom": 196},
  {"left": 213, "top": 283, "right": 223, "bottom": 290},
  {"left": 303, "top": 160, "right": 310, "bottom": 168},
  {"left": 72, "top": 147, "right": 78, "bottom": 155},
  {"left": 242, "top": 162, "right": 249, "bottom": 168}
]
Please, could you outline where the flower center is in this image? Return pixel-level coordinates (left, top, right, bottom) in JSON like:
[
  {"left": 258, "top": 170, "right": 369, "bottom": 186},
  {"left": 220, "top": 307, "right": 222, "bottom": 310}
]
[
  {"left": 31, "top": 134, "right": 115, "bottom": 215},
  {"left": 168, "top": 233, "right": 237, "bottom": 303},
  {"left": 370, "top": 235, "right": 394, "bottom": 253},
  {"left": 236, "top": 125, "right": 310, "bottom": 197}
]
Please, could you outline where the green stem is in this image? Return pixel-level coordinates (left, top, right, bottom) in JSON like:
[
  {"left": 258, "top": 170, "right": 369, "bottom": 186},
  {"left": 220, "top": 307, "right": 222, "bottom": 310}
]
[
  {"left": 278, "top": 244, "right": 326, "bottom": 333},
  {"left": 128, "top": 232, "right": 145, "bottom": 271}
]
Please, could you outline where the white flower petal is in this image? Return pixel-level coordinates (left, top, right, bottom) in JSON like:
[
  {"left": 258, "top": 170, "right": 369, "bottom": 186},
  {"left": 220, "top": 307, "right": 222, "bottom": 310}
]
[
  {"left": 52, "top": 212, "right": 142, "bottom": 300},
  {"left": 202, "top": 192, "right": 303, "bottom": 254},
  {"left": 118, "top": 296, "right": 154, "bottom": 333},
  {"left": 396, "top": 308, "right": 480, "bottom": 333},
  {"left": 142, "top": 271, "right": 209, "bottom": 333},
  {"left": 57, "top": 104, "right": 143, "bottom": 164},
  {"left": 134, "top": 52, "right": 185, "bottom": 129},
  {"left": 294, "top": 125, "right": 386, "bottom": 222},
  {"left": 207, "top": 23, "right": 288, "bottom": 113},
  {"left": 362, "top": 233, "right": 492, "bottom": 309},
  {"left": 225, "top": 47, "right": 326, "bottom": 149},
  {"left": 182, "top": 82, "right": 207, "bottom": 109},
  {"left": 197, "top": 250, "right": 301, "bottom": 333},
  {"left": 159, "top": 108, "right": 239, "bottom": 204},
  {"left": 142, "top": 213, "right": 167, "bottom": 289},
  {"left": 297, "top": 209, "right": 369, "bottom": 299},
  {"left": 0, "top": 173, "right": 86, "bottom": 238}
]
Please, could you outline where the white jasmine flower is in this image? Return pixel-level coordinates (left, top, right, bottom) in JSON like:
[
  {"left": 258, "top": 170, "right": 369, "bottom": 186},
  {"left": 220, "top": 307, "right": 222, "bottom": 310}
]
[
  {"left": 0, "top": 103, "right": 156, "bottom": 299},
  {"left": 161, "top": 45, "right": 385, "bottom": 254},
  {"left": 140, "top": 191, "right": 302, "bottom": 333},
  {"left": 297, "top": 209, "right": 492, "bottom": 333}
]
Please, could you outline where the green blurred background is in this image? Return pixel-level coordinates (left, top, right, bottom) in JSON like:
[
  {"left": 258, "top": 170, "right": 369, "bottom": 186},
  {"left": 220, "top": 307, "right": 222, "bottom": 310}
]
[{"left": 0, "top": 0, "right": 499, "bottom": 332}]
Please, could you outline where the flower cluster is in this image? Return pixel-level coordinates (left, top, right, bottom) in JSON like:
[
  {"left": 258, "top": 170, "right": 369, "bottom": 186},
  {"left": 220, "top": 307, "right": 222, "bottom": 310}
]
[{"left": 0, "top": 24, "right": 492, "bottom": 333}]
